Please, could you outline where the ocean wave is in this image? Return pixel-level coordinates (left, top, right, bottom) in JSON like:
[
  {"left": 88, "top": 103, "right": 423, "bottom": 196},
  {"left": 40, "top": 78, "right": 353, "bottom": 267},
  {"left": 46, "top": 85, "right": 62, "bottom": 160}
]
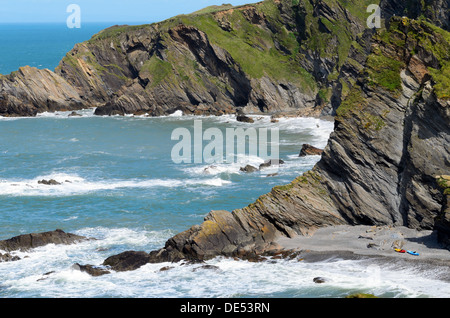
[
  {"left": 180, "top": 152, "right": 322, "bottom": 179},
  {"left": 183, "top": 154, "right": 266, "bottom": 176},
  {"left": 1, "top": 224, "right": 449, "bottom": 298},
  {"left": 0, "top": 173, "right": 231, "bottom": 197},
  {"left": 74, "top": 226, "right": 174, "bottom": 249},
  {"left": 37, "top": 108, "right": 97, "bottom": 118},
  {"left": 2, "top": 250, "right": 448, "bottom": 298}
]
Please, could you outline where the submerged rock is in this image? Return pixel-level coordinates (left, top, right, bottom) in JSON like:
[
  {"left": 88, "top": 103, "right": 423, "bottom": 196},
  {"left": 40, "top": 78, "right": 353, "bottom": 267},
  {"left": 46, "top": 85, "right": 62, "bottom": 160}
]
[
  {"left": 240, "top": 165, "right": 258, "bottom": 173},
  {"left": 236, "top": 114, "right": 254, "bottom": 123},
  {"left": 259, "top": 159, "right": 285, "bottom": 169},
  {"left": 102, "top": 251, "right": 151, "bottom": 272},
  {"left": 72, "top": 263, "right": 110, "bottom": 277},
  {"left": 192, "top": 264, "right": 221, "bottom": 272},
  {"left": 0, "top": 252, "right": 20, "bottom": 262},
  {"left": 299, "top": 144, "right": 324, "bottom": 157},
  {"left": 38, "top": 179, "right": 61, "bottom": 186},
  {"left": 313, "top": 277, "right": 329, "bottom": 284},
  {"left": 346, "top": 293, "right": 378, "bottom": 298}
]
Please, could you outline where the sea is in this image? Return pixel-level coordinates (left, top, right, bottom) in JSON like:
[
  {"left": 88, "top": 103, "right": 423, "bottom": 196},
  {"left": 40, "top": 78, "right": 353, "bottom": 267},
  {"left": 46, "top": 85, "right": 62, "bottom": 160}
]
[{"left": 0, "top": 23, "right": 449, "bottom": 299}]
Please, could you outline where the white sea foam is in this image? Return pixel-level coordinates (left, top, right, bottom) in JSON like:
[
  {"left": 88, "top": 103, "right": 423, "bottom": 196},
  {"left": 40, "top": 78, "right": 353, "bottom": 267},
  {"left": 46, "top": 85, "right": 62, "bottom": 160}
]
[
  {"left": 0, "top": 116, "right": 21, "bottom": 121},
  {"left": 0, "top": 108, "right": 97, "bottom": 121},
  {"left": 168, "top": 110, "right": 183, "bottom": 117},
  {"left": 1, "top": 224, "right": 448, "bottom": 298},
  {"left": 2, "top": 239, "right": 448, "bottom": 298},
  {"left": 2, "top": 112, "right": 446, "bottom": 298},
  {"left": 36, "top": 108, "right": 97, "bottom": 118},
  {"left": 0, "top": 172, "right": 231, "bottom": 197},
  {"left": 184, "top": 154, "right": 266, "bottom": 176}
]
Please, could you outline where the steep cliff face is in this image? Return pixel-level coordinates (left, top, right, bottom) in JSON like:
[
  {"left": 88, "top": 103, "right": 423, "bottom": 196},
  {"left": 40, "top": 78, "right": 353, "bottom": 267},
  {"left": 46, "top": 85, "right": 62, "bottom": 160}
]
[
  {"left": 380, "top": 0, "right": 450, "bottom": 31},
  {"left": 0, "top": 66, "right": 86, "bottom": 117},
  {"left": 436, "top": 175, "right": 450, "bottom": 248},
  {"left": 319, "top": 18, "right": 450, "bottom": 230},
  {"left": 91, "top": 16, "right": 449, "bottom": 269},
  {"left": 1, "top": 0, "right": 448, "bottom": 118},
  {"left": 54, "top": 0, "right": 449, "bottom": 117},
  {"left": 55, "top": 0, "right": 375, "bottom": 117}
]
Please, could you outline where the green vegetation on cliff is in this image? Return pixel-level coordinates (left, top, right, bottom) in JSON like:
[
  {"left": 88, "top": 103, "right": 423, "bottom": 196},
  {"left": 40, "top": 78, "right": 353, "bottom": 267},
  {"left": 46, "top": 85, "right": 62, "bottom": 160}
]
[
  {"left": 437, "top": 176, "right": 450, "bottom": 195},
  {"left": 175, "top": 1, "right": 317, "bottom": 92},
  {"left": 366, "top": 53, "right": 404, "bottom": 93},
  {"left": 59, "top": 0, "right": 389, "bottom": 114},
  {"left": 337, "top": 16, "right": 450, "bottom": 126},
  {"left": 56, "top": 0, "right": 449, "bottom": 119}
]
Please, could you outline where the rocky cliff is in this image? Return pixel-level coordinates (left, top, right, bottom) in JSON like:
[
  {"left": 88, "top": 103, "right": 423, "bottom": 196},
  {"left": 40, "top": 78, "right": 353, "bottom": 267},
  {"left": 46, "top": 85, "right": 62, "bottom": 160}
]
[
  {"left": 56, "top": 0, "right": 342, "bottom": 117},
  {"left": 0, "top": 66, "right": 86, "bottom": 117},
  {"left": 53, "top": 0, "right": 449, "bottom": 117},
  {"left": 2, "top": 0, "right": 448, "bottom": 118},
  {"left": 80, "top": 16, "right": 449, "bottom": 272},
  {"left": 0, "top": 0, "right": 448, "bottom": 271}
]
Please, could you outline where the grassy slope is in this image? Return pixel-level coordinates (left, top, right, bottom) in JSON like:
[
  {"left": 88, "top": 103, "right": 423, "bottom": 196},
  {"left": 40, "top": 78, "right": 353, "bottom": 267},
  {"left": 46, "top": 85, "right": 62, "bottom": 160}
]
[
  {"left": 337, "top": 17, "right": 450, "bottom": 120},
  {"left": 59, "top": 0, "right": 449, "bottom": 110},
  {"left": 61, "top": 0, "right": 380, "bottom": 99}
]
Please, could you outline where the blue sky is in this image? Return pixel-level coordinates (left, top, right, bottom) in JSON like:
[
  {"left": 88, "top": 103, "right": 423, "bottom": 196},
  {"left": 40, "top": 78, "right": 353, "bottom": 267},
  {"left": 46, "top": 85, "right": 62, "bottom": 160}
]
[{"left": 0, "top": 0, "right": 259, "bottom": 24}]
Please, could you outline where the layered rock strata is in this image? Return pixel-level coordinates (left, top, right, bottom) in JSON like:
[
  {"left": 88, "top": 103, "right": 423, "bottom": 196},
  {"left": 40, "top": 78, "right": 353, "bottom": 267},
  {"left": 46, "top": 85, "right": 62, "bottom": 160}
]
[
  {"left": 0, "top": 66, "right": 86, "bottom": 117},
  {"left": 82, "top": 17, "right": 449, "bottom": 273}
]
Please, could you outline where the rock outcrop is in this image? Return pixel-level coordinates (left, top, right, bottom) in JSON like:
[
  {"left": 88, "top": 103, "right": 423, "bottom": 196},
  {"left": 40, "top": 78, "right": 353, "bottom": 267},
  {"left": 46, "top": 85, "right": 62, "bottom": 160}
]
[
  {"left": 299, "top": 144, "right": 324, "bottom": 157},
  {"left": 0, "top": 229, "right": 87, "bottom": 253},
  {"left": 0, "top": 66, "right": 87, "bottom": 117},
  {"left": 0, "top": 253, "right": 20, "bottom": 262},
  {"left": 38, "top": 179, "right": 62, "bottom": 186}
]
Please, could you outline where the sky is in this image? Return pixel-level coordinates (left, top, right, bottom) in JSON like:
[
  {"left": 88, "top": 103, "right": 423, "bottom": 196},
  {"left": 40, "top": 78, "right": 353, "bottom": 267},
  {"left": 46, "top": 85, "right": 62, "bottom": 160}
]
[{"left": 0, "top": 0, "right": 259, "bottom": 24}]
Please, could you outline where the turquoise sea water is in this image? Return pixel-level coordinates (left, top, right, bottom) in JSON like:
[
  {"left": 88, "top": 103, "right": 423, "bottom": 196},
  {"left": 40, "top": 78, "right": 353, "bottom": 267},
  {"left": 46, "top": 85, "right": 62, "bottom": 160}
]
[
  {"left": 0, "top": 24, "right": 449, "bottom": 298},
  {"left": 0, "top": 23, "right": 136, "bottom": 75}
]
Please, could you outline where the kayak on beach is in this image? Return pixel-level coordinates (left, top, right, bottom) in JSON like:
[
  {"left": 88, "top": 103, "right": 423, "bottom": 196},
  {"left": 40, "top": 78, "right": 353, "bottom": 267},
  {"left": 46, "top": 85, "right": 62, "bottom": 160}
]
[{"left": 394, "top": 248, "right": 420, "bottom": 256}]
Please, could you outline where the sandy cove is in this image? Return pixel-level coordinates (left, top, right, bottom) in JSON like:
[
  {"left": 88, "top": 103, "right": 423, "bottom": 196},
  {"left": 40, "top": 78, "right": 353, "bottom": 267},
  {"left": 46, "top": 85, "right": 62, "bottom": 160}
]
[{"left": 277, "top": 225, "right": 450, "bottom": 275}]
